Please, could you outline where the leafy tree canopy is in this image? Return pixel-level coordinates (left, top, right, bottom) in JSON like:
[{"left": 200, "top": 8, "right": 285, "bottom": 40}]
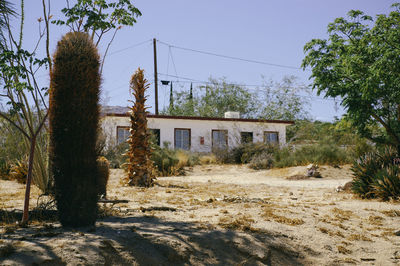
[
  {"left": 164, "top": 76, "right": 309, "bottom": 121},
  {"left": 302, "top": 3, "right": 400, "bottom": 149}
]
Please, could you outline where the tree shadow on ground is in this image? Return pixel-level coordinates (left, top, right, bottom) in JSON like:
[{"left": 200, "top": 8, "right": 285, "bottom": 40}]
[{"left": 1, "top": 210, "right": 313, "bottom": 265}]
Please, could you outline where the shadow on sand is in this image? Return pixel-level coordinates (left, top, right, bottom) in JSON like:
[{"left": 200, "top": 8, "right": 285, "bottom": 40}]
[{"left": 0, "top": 210, "right": 312, "bottom": 265}]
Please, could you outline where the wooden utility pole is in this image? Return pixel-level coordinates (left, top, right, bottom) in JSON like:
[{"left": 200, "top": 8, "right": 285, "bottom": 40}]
[{"left": 153, "top": 38, "right": 159, "bottom": 114}]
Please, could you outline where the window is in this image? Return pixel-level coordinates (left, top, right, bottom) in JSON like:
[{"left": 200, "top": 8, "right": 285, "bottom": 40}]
[
  {"left": 241, "top": 132, "right": 253, "bottom": 144},
  {"left": 149, "top": 129, "right": 160, "bottom": 146},
  {"left": 117, "top": 126, "right": 130, "bottom": 145},
  {"left": 175, "top": 128, "right": 191, "bottom": 150},
  {"left": 264, "top": 131, "right": 279, "bottom": 145},
  {"left": 212, "top": 130, "right": 228, "bottom": 149}
]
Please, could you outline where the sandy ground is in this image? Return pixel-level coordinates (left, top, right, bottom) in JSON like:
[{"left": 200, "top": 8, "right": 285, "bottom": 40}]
[{"left": 1, "top": 164, "right": 400, "bottom": 265}]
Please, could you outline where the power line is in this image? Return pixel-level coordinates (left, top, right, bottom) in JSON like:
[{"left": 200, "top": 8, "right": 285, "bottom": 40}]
[
  {"left": 157, "top": 40, "right": 306, "bottom": 71},
  {"left": 157, "top": 72, "right": 340, "bottom": 103},
  {"left": 108, "top": 39, "right": 152, "bottom": 56}
]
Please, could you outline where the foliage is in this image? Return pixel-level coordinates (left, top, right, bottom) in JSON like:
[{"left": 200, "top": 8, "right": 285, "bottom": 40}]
[
  {"left": 273, "top": 143, "right": 350, "bottom": 168},
  {"left": 103, "top": 142, "right": 128, "bottom": 168},
  {"left": 351, "top": 147, "right": 399, "bottom": 200},
  {"left": 150, "top": 142, "right": 179, "bottom": 176},
  {"left": 164, "top": 76, "right": 310, "bottom": 120},
  {"left": 260, "top": 76, "right": 310, "bottom": 120},
  {"left": 249, "top": 152, "right": 274, "bottom": 170},
  {"left": 125, "top": 68, "right": 154, "bottom": 187},
  {"left": 8, "top": 159, "right": 28, "bottom": 184},
  {"left": 164, "top": 77, "right": 258, "bottom": 118},
  {"left": 287, "top": 118, "right": 376, "bottom": 158},
  {"left": 302, "top": 4, "right": 400, "bottom": 151},
  {"left": 50, "top": 32, "right": 100, "bottom": 227},
  {"left": 0, "top": 117, "right": 25, "bottom": 179},
  {"left": 53, "top": 0, "right": 142, "bottom": 72},
  {"left": 229, "top": 142, "right": 277, "bottom": 164}
]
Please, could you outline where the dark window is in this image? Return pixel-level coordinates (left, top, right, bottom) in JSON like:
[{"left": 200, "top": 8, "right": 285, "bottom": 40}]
[
  {"left": 174, "top": 128, "right": 191, "bottom": 150},
  {"left": 212, "top": 130, "right": 228, "bottom": 149},
  {"left": 264, "top": 131, "right": 279, "bottom": 145},
  {"left": 149, "top": 129, "right": 161, "bottom": 146},
  {"left": 241, "top": 132, "right": 253, "bottom": 144},
  {"left": 117, "top": 126, "right": 130, "bottom": 145}
]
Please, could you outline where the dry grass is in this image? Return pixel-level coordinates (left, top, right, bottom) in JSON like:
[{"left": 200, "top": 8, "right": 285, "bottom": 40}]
[
  {"left": 347, "top": 234, "right": 373, "bottom": 242},
  {"left": 337, "top": 245, "right": 352, "bottom": 254},
  {"left": 199, "top": 154, "right": 217, "bottom": 165},
  {"left": 262, "top": 206, "right": 305, "bottom": 226},
  {"left": 331, "top": 207, "right": 354, "bottom": 222},
  {"left": 380, "top": 209, "right": 400, "bottom": 217},
  {"left": 367, "top": 215, "right": 385, "bottom": 226},
  {"left": 218, "top": 215, "right": 258, "bottom": 231}
]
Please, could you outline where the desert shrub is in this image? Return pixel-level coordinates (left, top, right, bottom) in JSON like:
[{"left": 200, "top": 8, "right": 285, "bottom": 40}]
[
  {"left": 273, "top": 143, "right": 351, "bottom": 168},
  {"left": 230, "top": 142, "right": 277, "bottom": 164},
  {"left": 151, "top": 144, "right": 180, "bottom": 176},
  {"left": 199, "top": 154, "right": 217, "bottom": 164},
  {"left": 97, "top": 157, "right": 110, "bottom": 198},
  {"left": 213, "top": 147, "right": 234, "bottom": 164},
  {"left": 249, "top": 152, "right": 274, "bottom": 170},
  {"left": 8, "top": 159, "right": 28, "bottom": 184},
  {"left": 103, "top": 142, "right": 129, "bottom": 168},
  {"left": 176, "top": 150, "right": 200, "bottom": 168},
  {"left": 352, "top": 147, "right": 399, "bottom": 200}
]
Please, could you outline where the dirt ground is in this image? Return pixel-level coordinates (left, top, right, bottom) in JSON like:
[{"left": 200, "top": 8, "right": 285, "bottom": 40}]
[{"left": 1, "top": 164, "right": 400, "bottom": 265}]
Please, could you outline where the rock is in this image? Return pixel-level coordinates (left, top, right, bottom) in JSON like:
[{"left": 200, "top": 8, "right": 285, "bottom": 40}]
[
  {"left": 336, "top": 181, "right": 353, "bottom": 192},
  {"left": 306, "top": 164, "right": 321, "bottom": 178}
]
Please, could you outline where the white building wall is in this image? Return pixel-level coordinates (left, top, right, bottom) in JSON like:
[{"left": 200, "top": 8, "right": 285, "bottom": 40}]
[{"left": 101, "top": 115, "right": 289, "bottom": 152}]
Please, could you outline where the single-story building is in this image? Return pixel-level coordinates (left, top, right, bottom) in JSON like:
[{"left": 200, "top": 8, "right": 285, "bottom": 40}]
[{"left": 101, "top": 106, "right": 294, "bottom": 153}]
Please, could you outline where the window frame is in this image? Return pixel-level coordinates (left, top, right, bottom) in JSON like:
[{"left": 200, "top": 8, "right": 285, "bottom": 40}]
[
  {"left": 263, "top": 131, "right": 279, "bottom": 145},
  {"left": 240, "top": 131, "right": 253, "bottom": 144},
  {"left": 116, "top": 126, "right": 130, "bottom": 145},
  {"left": 212, "top": 129, "right": 228, "bottom": 149},
  {"left": 174, "top": 128, "right": 191, "bottom": 150}
]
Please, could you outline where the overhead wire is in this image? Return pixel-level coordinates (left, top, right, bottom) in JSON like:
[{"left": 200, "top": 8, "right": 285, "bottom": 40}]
[{"left": 157, "top": 40, "right": 307, "bottom": 71}]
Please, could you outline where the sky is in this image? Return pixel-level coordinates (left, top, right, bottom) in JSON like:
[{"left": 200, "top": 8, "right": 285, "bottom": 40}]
[{"left": 20, "top": 0, "right": 396, "bottom": 121}]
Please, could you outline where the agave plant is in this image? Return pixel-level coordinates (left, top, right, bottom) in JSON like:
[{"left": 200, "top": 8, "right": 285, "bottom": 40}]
[
  {"left": 125, "top": 68, "right": 154, "bottom": 187},
  {"left": 351, "top": 146, "right": 399, "bottom": 199}
]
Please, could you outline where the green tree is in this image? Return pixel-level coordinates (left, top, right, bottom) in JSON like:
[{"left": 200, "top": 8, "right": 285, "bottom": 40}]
[
  {"left": 165, "top": 77, "right": 258, "bottom": 118},
  {"left": 302, "top": 4, "right": 400, "bottom": 151},
  {"left": 259, "top": 76, "right": 310, "bottom": 120}
]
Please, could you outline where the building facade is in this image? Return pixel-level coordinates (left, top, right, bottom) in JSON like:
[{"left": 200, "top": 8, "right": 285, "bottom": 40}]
[{"left": 101, "top": 108, "right": 294, "bottom": 153}]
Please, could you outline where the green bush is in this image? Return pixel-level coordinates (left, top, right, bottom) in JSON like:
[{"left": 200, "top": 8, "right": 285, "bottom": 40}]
[
  {"left": 103, "top": 142, "right": 129, "bottom": 168},
  {"left": 151, "top": 143, "right": 181, "bottom": 176},
  {"left": 273, "top": 143, "right": 351, "bottom": 168},
  {"left": 351, "top": 147, "right": 399, "bottom": 200}
]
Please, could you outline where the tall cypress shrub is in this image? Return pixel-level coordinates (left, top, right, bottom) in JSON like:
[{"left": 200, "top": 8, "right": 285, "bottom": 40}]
[{"left": 49, "top": 32, "right": 100, "bottom": 227}]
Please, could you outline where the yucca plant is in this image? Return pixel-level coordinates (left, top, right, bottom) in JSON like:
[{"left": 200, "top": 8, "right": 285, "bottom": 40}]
[
  {"left": 49, "top": 32, "right": 100, "bottom": 227},
  {"left": 125, "top": 68, "right": 154, "bottom": 187}
]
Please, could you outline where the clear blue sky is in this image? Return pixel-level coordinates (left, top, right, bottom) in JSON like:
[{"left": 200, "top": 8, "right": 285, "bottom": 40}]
[{"left": 22, "top": 0, "right": 395, "bottom": 121}]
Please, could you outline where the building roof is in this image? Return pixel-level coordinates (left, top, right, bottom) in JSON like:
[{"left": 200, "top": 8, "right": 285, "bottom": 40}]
[{"left": 101, "top": 106, "right": 294, "bottom": 125}]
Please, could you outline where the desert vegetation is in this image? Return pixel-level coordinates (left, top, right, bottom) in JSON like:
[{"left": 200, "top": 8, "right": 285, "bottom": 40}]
[{"left": 0, "top": 1, "right": 399, "bottom": 265}]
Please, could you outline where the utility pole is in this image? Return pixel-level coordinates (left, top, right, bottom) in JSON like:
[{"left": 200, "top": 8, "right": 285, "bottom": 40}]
[{"left": 153, "top": 38, "right": 159, "bottom": 114}]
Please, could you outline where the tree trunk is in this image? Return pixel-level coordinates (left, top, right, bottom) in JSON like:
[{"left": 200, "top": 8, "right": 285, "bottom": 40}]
[{"left": 21, "top": 136, "right": 36, "bottom": 226}]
